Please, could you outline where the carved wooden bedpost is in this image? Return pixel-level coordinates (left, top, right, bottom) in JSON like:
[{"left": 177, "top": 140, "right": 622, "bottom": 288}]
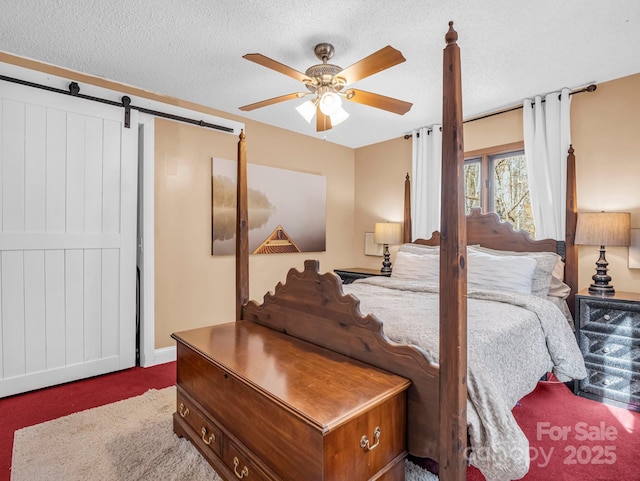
[
  {"left": 565, "top": 145, "right": 578, "bottom": 317},
  {"left": 404, "top": 173, "right": 412, "bottom": 243},
  {"left": 236, "top": 130, "right": 249, "bottom": 320},
  {"left": 439, "top": 21, "right": 468, "bottom": 481}
]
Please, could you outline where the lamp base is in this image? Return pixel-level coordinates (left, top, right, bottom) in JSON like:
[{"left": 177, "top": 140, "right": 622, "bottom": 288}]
[
  {"left": 380, "top": 244, "right": 392, "bottom": 273},
  {"left": 588, "top": 246, "right": 615, "bottom": 296},
  {"left": 588, "top": 284, "right": 615, "bottom": 296}
]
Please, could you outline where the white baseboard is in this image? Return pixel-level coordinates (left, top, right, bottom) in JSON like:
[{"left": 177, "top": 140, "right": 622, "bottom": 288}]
[{"left": 141, "top": 346, "right": 176, "bottom": 367}]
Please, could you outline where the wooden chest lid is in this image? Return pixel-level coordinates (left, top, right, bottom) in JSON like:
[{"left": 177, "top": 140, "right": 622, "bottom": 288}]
[{"left": 172, "top": 321, "right": 410, "bottom": 430}]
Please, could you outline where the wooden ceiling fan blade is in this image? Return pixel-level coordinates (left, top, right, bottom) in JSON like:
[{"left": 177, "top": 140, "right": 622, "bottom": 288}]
[
  {"left": 345, "top": 89, "right": 412, "bottom": 115},
  {"left": 336, "top": 46, "right": 406, "bottom": 84},
  {"left": 243, "top": 53, "right": 311, "bottom": 83},
  {"left": 239, "top": 92, "right": 308, "bottom": 111},
  {"left": 316, "top": 105, "right": 332, "bottom": 132}
]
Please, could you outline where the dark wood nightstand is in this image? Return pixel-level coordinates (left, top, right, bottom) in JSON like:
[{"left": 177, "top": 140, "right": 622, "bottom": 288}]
[
  {"left": 334, "top": 267, "right": 391, "bottom": 284},
  {"left": 574, "top": 289, "right": 640, "bottom": 412}
]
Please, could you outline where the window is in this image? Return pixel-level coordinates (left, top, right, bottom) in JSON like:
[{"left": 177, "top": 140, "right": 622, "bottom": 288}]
[{"left": 464, "top": 142, "right": 535, "bottom": 237}]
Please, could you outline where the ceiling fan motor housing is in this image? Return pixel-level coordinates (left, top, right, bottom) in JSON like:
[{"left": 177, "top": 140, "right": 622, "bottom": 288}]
[{"left": 304, "top": 63, "right": 344, "bottom": 92}]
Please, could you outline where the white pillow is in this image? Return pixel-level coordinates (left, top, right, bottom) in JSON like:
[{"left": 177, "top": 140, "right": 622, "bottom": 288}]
[
  {"left": 391, "top": 251, "right": 439, "bottom": 285},
  {"left": 468, "top": 246, "right": 559, "bottom": 298},
  {"left": 467, "top": 250, "right": 537, "bottom": 295},
  {"left": 398, "top": 243, "right": 480, "bottom": 256},
  {"left": 393, "top": 249, "right": 537, "bottom": 296},
  {"left": 398, "top": 243, "right": 440, "bottom": 255}
]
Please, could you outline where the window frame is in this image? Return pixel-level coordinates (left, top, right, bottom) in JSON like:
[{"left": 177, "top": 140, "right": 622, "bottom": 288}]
[{"left": 464, "top": 141, "right": 525, "bottom": 213}]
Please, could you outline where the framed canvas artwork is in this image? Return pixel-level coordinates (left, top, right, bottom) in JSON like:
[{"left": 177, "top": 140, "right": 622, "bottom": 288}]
[{"left": 212, "top": 158, "right": 326, "bottom": 255}]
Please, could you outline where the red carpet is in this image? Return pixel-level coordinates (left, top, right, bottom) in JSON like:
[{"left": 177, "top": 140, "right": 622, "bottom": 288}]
[
  {"left": 413, "top": 377, "right": 639, "bottom": 481},
  {"left": 507, "top": 379, "right": 639, "bottom": 481},
  {"left": 0, "top": 362, "right": 176, "bottom": 481},
  {"left": 2, "top": 366, "right": 638, "bottom": 481}
]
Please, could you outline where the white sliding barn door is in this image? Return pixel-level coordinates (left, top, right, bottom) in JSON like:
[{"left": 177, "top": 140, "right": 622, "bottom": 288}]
[{"left": 0, "top": 81, "right": 138, "bottom": 397}]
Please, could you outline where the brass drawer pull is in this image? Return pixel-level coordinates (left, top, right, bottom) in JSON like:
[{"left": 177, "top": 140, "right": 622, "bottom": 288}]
[
  {"left": 201, "top": 427, "right": 216, "bottom": 445},
  {"left": 360, "top": 426, "right": 381, "bottom": 451},
  {"left": 178, "top": 403, "right": 190, "bottom": 418},
  {"left": 233, "top": 456, "right": 249, "bottom": 478}
]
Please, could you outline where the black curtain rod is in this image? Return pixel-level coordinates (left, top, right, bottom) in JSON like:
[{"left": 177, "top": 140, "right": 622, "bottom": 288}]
[
  {"left": 404, "top": 84, "right": 597, "bottom": 139},
  {"left": 0, "top": 74, "right": 234, "bottom": 133}
]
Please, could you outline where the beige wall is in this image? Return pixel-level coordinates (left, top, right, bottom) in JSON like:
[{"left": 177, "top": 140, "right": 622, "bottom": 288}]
[
  {"left": 571, "top": 74, "right": 640, "bottom": 292},
  {"left": 154, "top": 118, "right": 355, "bottom": 348},
  {"left": 353, "top": 74, "right": 640, "bottom": 294},
  {"left": 353, "top": 137, "right": 411, "bottom": 269}
]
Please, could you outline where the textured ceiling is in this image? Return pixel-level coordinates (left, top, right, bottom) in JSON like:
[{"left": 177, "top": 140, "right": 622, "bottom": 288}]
[{"left": 1, "top": 0, "right": 640, "bottom": 148}]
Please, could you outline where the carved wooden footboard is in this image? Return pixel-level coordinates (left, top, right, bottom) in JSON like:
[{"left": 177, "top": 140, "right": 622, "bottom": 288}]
[{"left": 242, "top": 259, "right": 440, "bottom": 459}]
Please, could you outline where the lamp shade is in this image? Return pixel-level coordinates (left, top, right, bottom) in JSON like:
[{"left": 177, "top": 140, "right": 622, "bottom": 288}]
[
  {"left": 296, "top": 99, "right": 349, "bottom": 127},
  {"left": 575, "top": 212, "right": 630, "bottom": 247},
  {"left": 329, "top": 106, "right": 349, "bottom": 126},
  {"left": 295, "top": 100, "right": 316, "bottom": 123},
  {"left": 374, "top": 222, "right": 403, "bottom": 245}
]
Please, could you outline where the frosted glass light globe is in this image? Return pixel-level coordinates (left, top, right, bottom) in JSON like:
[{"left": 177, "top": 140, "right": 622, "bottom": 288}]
[{"left": 319, "top": 92, "right": 341, "bottom": 116}]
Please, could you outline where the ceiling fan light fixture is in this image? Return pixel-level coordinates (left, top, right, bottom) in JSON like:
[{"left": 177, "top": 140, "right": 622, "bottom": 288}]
[
  {"left": 329, "top": 106, "right": 349, "bottom": 126},
  {"left": 241, "top": 43, "right": 412, "bottom": 132},
  {"left": 295, "top": 100, "right": 316, "bottom": 123},
  {"left": 319, "top": 91, "right": 342, "bottom": 116}
]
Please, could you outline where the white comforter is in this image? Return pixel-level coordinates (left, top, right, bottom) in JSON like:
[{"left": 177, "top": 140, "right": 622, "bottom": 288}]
[{"left": 343, "top": 277, "right": 587, "bottom": 481}]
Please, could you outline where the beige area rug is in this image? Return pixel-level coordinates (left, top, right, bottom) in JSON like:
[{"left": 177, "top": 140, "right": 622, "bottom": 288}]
[{"left": 11, "top": 386, "right": 438, "bottom": 481}]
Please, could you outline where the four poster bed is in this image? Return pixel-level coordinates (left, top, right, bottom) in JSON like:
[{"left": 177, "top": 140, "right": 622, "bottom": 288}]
[{"left": 173, "top": 22, "right": 586, "bottom": 481}]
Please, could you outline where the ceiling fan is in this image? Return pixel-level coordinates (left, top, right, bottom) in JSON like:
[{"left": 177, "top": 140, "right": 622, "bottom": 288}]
[{"left": 239, "top": 43, "right": 413, "bottom": 132}]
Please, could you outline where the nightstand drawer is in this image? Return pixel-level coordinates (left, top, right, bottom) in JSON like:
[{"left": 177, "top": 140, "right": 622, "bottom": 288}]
[
  {"left": 579, "top": 301, "right": 640, "bottom": 337},
  {"left": 579, "top": 362, "right": 640, "bottom": 409},
  {"left": 578, "top": 330, "right": 640, "bottom": 372}
]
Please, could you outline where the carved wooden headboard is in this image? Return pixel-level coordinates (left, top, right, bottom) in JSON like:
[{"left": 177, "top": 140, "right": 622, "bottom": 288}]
[{"left": 402, "top": 145, "right": 578, "bottom": 315}]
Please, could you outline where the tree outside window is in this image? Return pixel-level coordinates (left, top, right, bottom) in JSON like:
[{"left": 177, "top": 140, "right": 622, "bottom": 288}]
[{"left": 464, "top": 142, "right": 535, "bottom": 237}]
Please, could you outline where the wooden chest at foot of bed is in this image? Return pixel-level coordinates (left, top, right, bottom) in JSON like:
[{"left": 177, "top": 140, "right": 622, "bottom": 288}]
[{"left": 172, "top": 321, "right": 410, "bottom": 481}]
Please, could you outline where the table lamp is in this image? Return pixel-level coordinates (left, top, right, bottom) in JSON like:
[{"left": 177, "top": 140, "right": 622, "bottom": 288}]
[
  {"left": 575, "top": 211, "right": 630, "bottom": 295},
  {"left": 374, "top": 222, "right": 403, "bottom": 273}
]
